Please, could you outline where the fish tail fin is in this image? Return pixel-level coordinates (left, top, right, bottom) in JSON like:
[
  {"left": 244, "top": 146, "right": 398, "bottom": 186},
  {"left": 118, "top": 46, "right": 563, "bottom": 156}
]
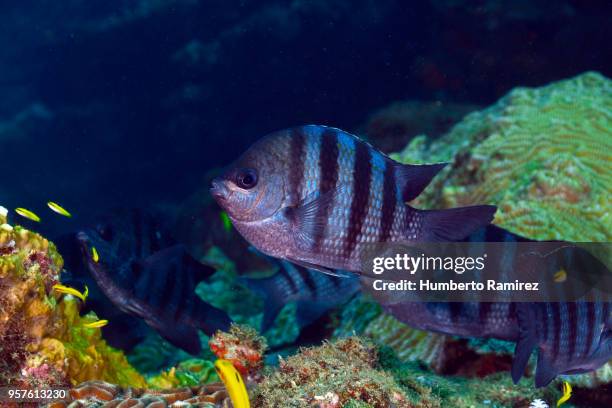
[
  {"left": 192, "top": 298, "right": 232, "bottom": 335},
  {"left": 417, "top": 205, "right": 497, "bottom": 241},
  {"left": 240, "top": 275, "right": 287, "bottom": 332},
  {"left": 512, "top": 303, "right": 537, "bottom": 383},
  {"left": 535, "top": 351, "right": 558, "bottom": 388}
]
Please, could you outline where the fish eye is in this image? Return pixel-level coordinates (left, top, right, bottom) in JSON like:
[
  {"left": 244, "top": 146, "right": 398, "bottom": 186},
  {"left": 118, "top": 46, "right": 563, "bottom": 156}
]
[{"left": 235, "top": 168, "right": 258, "bottom": 189}]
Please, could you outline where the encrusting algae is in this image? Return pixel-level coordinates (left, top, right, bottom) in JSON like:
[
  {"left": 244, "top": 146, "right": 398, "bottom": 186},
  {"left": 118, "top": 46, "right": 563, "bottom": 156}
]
[
  {"left": 0, "top": 206, "right": 145, "bottom": 388},
  {"left": 252, "top": 337, "right": 409, "bottom": 408}
]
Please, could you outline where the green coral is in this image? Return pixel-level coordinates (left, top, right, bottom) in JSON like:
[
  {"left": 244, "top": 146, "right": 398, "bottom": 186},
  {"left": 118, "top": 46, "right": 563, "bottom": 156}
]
[
  {"left": 147, "top": 358, "right": 219, "bottom": 389},
  {"left": 388, "top": 72, "right": 612, "bottom": 388},
  {"left": 391, "top": 71, "right": 611, "bottom": 242}
]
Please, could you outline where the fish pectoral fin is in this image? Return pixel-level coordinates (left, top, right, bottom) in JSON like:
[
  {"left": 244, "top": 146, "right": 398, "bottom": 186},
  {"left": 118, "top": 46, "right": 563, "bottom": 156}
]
[
  {"left": 287, "top": 187, "right": 341, "bottom": 249},
  {"left": 535, "top": 350, "right": 558, "bottom": 388},
  {"left": 395, "top": 162, "right": 448, "bottom": 202},
  {"left": 418, "top": 205, "right": 497, "bottom": 241},
  {"left": 512, "top": 303, "right": 537, "bottom": 384}
]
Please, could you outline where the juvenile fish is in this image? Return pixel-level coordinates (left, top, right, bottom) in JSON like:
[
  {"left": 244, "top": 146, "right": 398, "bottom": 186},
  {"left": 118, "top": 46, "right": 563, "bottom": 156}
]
[{"left": 211, "top": 125, "right": 496, "bottom": 275}]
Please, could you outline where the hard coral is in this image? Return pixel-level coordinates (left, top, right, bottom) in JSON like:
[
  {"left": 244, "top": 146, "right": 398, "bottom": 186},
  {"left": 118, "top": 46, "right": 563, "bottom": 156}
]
[
  {"left": 252, "top": 337, "right": 409, "bottom": 408},
  {"left": 391, "top": 71, "right": 612, "bottom": 242},
  {"left": 389, "top": 71, "right": 612, "bottom": 388},
  {"left": 43, "top": 380, "right": 230, "bottom": 408},
  {"left": 0, "top": 209, "right": 144, "bottom": 387}
]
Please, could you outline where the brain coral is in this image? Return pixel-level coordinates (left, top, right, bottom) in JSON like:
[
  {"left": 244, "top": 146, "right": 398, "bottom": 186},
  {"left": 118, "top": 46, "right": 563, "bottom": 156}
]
[
  {"left": 391, "top": 71, "right": 611, "bottom": 241},
  {"left": 388, "top": 72, "right": 611, "bottom": 387},
  {"left": 0, "top": 207, "right": 144, "bottom": 387}
]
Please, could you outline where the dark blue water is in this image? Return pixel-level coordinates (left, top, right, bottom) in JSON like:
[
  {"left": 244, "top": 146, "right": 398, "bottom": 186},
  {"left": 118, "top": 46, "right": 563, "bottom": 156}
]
[{"left": 1, "top": 0, "right": 610, "bottom": 236}]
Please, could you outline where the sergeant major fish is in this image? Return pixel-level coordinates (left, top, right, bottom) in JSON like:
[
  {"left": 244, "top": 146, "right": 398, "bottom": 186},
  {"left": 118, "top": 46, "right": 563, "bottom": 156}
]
[
  {"left": 241, "top": 258, "right": 360, "bottom": 332},
  {"left": 72, "top": 209, "right": 231, "bottom": 354},
  {"left": 385, "top": 226, "right": 611, "bottom": 387},
  {"left": 211, "top": 125, "right": 496, "bottom": 275}
]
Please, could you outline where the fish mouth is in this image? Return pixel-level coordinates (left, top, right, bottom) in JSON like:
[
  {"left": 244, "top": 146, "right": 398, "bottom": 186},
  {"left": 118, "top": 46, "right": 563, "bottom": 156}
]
[{"left": 210, "top": 178, "right": 229, "bottom": 201}]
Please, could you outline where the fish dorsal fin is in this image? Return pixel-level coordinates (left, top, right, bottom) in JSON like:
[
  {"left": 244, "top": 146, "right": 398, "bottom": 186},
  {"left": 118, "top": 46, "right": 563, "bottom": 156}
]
[
  {"left": 419, "top": 205, "right": 497, "bottom": 241},
  {"left": 511, "top": 303, "right": 537, "bottom": 383},
  {"left": 287, "top": 187, "right": 341, "bottom": 250},
  {"left": 396, "top": 162, "right": 448, "bottom": 202}
]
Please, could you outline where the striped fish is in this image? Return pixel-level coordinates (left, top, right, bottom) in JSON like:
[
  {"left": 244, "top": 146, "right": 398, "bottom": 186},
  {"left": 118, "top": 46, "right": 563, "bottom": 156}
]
[
  {"left": 384, "top": 225, "right": 612, "bottom": 387},
  {"left": 514, "top": 301, "right": 611, "bottom": 387},
  {"left": 211, "top": 125, "right": 496, "bottom": 275},
  {"left": 74, "top": 209, "right": 231, "bottom": 355},
  {"left": 240, "top": 259, "right": 360, "bottom": 332}
]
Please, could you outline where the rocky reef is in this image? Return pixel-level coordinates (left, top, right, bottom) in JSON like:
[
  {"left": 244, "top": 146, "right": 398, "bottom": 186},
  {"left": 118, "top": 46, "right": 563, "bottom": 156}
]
[{"left": 0, "top": 207, "right": 144, "bottom": 388}]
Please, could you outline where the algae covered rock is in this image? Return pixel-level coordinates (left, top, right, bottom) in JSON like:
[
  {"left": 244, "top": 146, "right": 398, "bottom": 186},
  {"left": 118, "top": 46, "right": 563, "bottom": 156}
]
[
  {"left": 391, "top": 71, "right": 611, "bottom": 241},
  {"left": 252, "top": 337, "right": 409, "bottom": 408},
  {"left": 0, "top": 207, "right": 144, "bottom": 387}
]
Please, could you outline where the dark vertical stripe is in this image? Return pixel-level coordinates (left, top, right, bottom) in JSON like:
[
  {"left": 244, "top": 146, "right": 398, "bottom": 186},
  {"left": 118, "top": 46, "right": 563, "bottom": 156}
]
[
  {"left": 289, "top": 128, "right": 306, "bottom": 203},
  {"left": 345, "top": 141, "right": 372, "bottom": 257},
  {"left": 552, "top": 302, "right": 562, "bottom": 360},
  {"left": 479, "top": 302, "right": 492, "bottom": 323},
  {"left": 174, "top": 258, "right": 193, "bottom": 319},
  {"left": 583, "top": 302, "right": 596, "bottom": 356},
  {"left": 167, "top": 263, "right": 185, "bottom": 317},
  {"left": 280, "top": 267, "right": 298, "bottom": 295},
  {"left": 567, "top": 302, "right": 577, "bottom": 361},
  {"left": 298, "top": 267, "right": 317, "bottom": 296},
  {"left": 331, "top": 276, "right": 342, "bottom": 290},
  {"left": 153, "top": 262, "right": 178, "bottom": 308},
  {"left": 379, "top": 163, "right": 396, "bottom": 242},
  {"left": 540, "top": 303, "right": 549, "bottom": 346},
  {"left": 313, "top": 129, "right": 339, "bottom": 250},
  {"left": 449, "top": 302, "right": 463, "bottom": 324}
]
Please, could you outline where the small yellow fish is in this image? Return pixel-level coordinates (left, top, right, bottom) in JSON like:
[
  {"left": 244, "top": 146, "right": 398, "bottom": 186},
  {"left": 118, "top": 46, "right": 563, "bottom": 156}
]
[
  {"left": 215, "top": 359, "right": 250, "bottom": 408},
  {"left": 556, "top": 381, "right": 572, "bottom": 407},
  {"left": 91, "top": 246, "right": 100, "bottom": 263},
  {"left": 554, "top": 269, "right": 567, "bottom": 283},
  {"left": 83, "top": 319, "right": 108, "bottom": 329},
  {"left": 47, "top": 201, "right": 72, "bottom": 217},
  {"left": 53, "top": 284, "right": 88, "bottom": 302},
  {"left": 15, "top": 207, "right": 41, "bottom": 222}
]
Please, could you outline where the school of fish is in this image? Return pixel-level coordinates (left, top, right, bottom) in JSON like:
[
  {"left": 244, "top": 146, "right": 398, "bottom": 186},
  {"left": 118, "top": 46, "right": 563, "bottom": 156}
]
[{"left": 211, "top": 124, "right": 611, "bottom": 387}]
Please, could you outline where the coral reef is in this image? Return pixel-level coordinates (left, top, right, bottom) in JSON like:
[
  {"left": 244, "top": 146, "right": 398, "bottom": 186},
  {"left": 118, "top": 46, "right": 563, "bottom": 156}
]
[
  {"left": 0, "top": 208, "right": 144, "bottom": 387},
  {"left": 391, "top": 71, "right": 611, "bottom": 242},
  {"left": 44, "top": 380, "right": 230, "bottom": 408},
  {"left": 389, "top": 71, "right": 612, "bottom": 389}
]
